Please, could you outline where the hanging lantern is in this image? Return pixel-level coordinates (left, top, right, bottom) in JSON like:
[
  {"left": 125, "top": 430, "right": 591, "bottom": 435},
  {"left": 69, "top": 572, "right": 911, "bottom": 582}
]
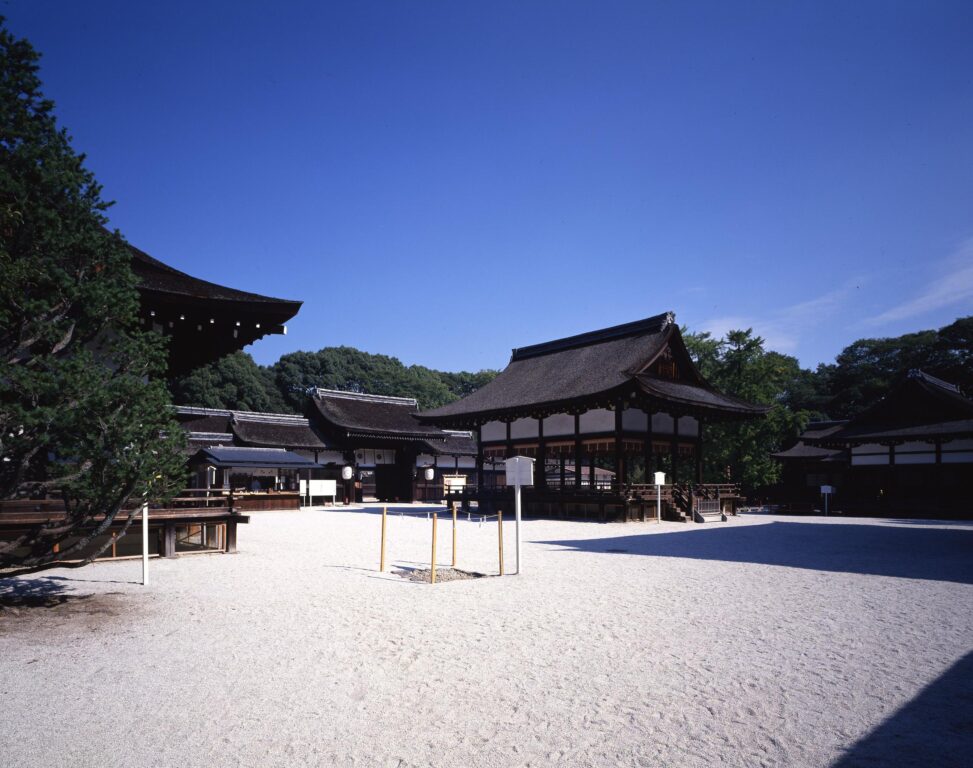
[
  {"left": 341, "top": 466, "right": 354, "bottom": 481},
  {"left": 423, "top": 467, "right": 435, "bottom": 482}
]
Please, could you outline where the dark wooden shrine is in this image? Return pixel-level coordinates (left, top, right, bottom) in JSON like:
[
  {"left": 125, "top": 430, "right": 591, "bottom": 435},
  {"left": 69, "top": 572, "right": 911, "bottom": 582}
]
[
  {"left": 418, "top": 312, "right": 768, "bottom": 521},
  {"left": 803, "top": 370, "right": 973, "bottom": 517}
]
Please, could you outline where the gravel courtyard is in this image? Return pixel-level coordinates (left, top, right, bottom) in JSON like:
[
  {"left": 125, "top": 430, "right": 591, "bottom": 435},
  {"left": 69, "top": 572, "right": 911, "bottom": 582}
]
[{"left": 2, "top": 509, "right": 971, "bottom": 768}]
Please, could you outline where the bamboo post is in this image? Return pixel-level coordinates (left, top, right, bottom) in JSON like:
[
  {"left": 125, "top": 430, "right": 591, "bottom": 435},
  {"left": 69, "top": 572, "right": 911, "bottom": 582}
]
[
  {"left": 379, "top": 505, "right": 388, "bottom": 571},
  {"left": 431, "top": 513, "right": 438, "bottom": 584},
  {"left": 451, "top": 502, "right": 457, "bottom": 568},
  {"left": 498, "top": 509, "right": 504, "bottom": 576}
]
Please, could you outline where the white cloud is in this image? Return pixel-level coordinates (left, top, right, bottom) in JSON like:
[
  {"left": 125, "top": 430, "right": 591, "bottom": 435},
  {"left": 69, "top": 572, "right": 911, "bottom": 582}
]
[
  {"left": 700, "top": 284, "right": 856, "bottom": 354},
  {"left": 865, "top": 238, "right": 973, "bottom": 326}
]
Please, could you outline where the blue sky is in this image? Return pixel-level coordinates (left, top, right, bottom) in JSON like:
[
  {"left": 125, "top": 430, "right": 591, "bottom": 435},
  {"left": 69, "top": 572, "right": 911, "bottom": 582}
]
[{"left": 6, "top": 1, "right": 973, "bottom": 371}]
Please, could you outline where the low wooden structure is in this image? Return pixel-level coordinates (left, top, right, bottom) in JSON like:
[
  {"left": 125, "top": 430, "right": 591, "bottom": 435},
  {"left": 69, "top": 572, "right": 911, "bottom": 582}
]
[
  {"left": 418, "top": 312, "right": 767, "bottom": 521},
  {"left": 0, "top": 490, "right": 249, "bottom": 562},
  {"left": 307, "top": 390, "right": 456, "bottom": 503}
]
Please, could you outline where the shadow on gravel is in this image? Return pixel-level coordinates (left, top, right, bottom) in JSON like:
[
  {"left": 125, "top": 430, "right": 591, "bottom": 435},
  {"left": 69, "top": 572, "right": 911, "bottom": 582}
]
[
  {"left": 538, "top": 520, "right": 973, "bottom": 584},
  {"left": 832, "top": 651, "right": 973, "bottom": 767},
  {"left": 0, "top": 577, "right": 85, "bottom": 609}
]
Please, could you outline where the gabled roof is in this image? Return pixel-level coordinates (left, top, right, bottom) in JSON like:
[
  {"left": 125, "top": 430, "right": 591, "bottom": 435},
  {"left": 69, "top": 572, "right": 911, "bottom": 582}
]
[
  {"left": 421, "top": 430, "right": 478, "bottom": 456},
  {"left": 310, "top": 389, "right": 446, "bottom": 442},
  {"left": 772, "top": 420, "right": 848, "bottom": 461},
  {"left": 189, "top": 446, "right": 320, "bottom": 469},
  {"left": 174, "top": 406, "right": 331, "bottom": 451},
  {"left": 809, "top": 371, "right": 973, "bottom": 445},
  {"left": 418, "top": 312, "right": 768, "bottom": 426},
  {"left": 231, "top": 413, "right": 330, "bottom": 450}
]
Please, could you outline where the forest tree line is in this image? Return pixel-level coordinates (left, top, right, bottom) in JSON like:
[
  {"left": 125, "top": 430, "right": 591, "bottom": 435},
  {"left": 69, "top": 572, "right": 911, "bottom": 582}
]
[{"left": 170, "top": 316, "right": 972, "bottom": 491}]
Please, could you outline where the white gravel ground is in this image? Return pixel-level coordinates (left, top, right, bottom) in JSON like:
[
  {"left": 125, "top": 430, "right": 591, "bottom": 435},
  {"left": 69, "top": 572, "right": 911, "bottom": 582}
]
[{"left": 2, "top": 509, "right": 972, "bottom": 768}]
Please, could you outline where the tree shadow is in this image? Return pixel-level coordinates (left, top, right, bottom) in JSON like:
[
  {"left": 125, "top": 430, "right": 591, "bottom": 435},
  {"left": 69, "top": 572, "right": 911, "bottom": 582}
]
[
  {"left": 832, "top": 651, "right": 973, "bottom": 767},
  {"left": 0, "top": 577, "right": 86, "bottom": 609},
  {"left": 537, "top": 520, "right": 973, "bottom": 584}
]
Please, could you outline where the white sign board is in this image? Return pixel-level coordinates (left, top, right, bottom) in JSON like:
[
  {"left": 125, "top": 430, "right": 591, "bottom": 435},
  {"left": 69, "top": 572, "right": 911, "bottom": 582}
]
[
  {"left": 653, "top": 471, "right": 666, "bottom": 486},
  {"left": 300, "top": 479, "right": 337, "bottom": 499},
  {"left": 443, "top": 475, "right": 467, "bottom": 490},
  {"left": 820, "top": 485, "right": 834, "bottom": 495},
  {"left": 505, "top": 456, "right": 534, "bottom": 487}
]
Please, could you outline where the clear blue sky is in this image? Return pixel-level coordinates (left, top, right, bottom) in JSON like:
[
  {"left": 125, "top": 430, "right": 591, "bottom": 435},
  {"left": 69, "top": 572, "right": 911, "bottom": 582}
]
[{"left": 6, "top": 1, "right": 973, "bottom": 371}]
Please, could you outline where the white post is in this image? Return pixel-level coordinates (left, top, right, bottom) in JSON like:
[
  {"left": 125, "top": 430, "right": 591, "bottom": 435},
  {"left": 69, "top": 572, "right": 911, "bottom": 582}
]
[
  {"left": 515, "top": 483, "right": 522, "bottom": 575},
  {"left": 141, "top": 501, "right": 149, "bottom": 586},
  {"left": 656, "top": 484, "right": 661, "bottom": 523}
]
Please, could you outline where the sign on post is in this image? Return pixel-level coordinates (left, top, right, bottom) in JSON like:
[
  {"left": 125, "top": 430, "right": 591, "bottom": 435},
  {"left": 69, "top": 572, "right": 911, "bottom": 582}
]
[
  {"left": 821, "top": 485, "right": 834, "bottom": 516},
  {"left": 504, "top": 456, "right": 534, "bottom": 575},
  {"left": 654, "top": 471, "right": 666, "bottom": 523}
]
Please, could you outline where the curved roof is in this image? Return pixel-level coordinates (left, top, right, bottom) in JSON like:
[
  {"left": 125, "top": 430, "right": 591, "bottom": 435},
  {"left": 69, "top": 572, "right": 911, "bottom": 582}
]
[
  {"left": 419, "top": 313, "right": 768, "bottom": 426},
  {"left": 809, "top": 371, "right": 973, "bottom": 446},
  {"left": 311, "top": 390, "right": 445, "bottom": 441}
]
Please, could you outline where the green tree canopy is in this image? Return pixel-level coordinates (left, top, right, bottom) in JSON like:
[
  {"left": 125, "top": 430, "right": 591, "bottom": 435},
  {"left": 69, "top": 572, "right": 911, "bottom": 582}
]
[
  {"left": 0, "top": 20, "right": 185, "bottom": 575},
  {"left": 170, "top": 351, "right": 289, "bottom": 413},
  {"left": 683, "top": 328, "right": 809, "bottom": 491}
]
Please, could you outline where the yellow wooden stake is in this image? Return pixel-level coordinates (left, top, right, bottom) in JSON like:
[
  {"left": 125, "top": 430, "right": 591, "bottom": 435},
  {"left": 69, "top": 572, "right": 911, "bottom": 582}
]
[
  {"left": 379, "top": 505, "right": 388, "bottom": 572},
  {"left": 498, "top": 509, "right": 504, "bottom": 576},
  {"left": 451, "top": 502, "right": 458, "bottom": 568},
  {"left": 431, "top": 513, "right": 438, "bottom": 584}
]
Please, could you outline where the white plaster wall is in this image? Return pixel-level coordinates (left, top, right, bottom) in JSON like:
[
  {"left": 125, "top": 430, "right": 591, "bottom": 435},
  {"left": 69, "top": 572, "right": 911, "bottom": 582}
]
[
  {"left": 579, "top": 408, "right": 614, "bottom": 434},
  {"left": 543, "top": 413, "right": 575, "bottom": 436},
  {"left": 679, "top": 416, "right": 699, "bottom": 436},
  {"left": 481, "top": 421, "right": 506, "bottom": 442},
  {"left": 510, "top": 417, "right": 539, "bottom": 439},
  {"left": 651, "top": 412, "right": 675, "bottom": 435},
  {"left": 622, "top": 408, "right": 648, "bottom": 431},
  {"left": 318, "top": 450, "right": 345, "bottom": 465},
  {"left": 942, "top": 452, "right": 973, "bottom": 463},
  {"left": 895, "top": 452, "right": 935, "bottom": 465}
]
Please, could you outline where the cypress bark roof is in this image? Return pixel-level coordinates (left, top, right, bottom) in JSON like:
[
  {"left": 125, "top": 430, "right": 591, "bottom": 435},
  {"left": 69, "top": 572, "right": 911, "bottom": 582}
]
[
  {"left": 421, "top": 431, "right": 478, "bottom": 456},
  {"left": 128, "top": 241, "right": 302, "bottom": 375},
  {"left": 310, "top": 390, "right": 446, "bottom": 442},
  {"left": 772, "top": 421, "right": 848, "bottom": 461},
  {"left": 418, "top": 312, "right": 769, "bottom": 425},
  {"left": 174, "top": 406, "right": 331, "bottom": 450},
  {"left": 808, "top": 371, "right": 973, "bottom": 445},
  {"left": 130, "top": 243, "right": 301, "bottom": 308},
  {"left": 231, "top": 414, "right": 329, "bottom": 450}
]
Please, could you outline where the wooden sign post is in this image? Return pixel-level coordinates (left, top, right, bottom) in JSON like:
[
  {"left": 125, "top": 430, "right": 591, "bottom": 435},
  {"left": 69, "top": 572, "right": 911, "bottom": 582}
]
[
  {"left": 504, "top": 456, "right": 534, "bottom": 574},
  {"left": 431, "top": 513, "right": 438, "bottom": 584},
  {"left": 379, "top": 506, "right": 388, "bottom": 571},
  {"left": 497, "top": 510, "right": 504, "bottom": 576},
  {"left": 451, "top": 502, "right": 458, "bottom": 567}
]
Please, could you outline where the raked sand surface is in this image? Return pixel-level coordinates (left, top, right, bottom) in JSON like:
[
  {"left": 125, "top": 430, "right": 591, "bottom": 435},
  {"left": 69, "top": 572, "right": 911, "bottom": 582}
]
[{"left": 2, "top": 509, "right": 972, "bottom": 768}]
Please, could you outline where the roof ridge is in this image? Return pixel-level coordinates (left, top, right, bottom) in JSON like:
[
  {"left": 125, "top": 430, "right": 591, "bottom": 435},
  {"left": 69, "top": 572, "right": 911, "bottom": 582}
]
[
  {"left": 233, "top": 413, "right": 310, "bottom": 425},
  {"left": 313, "top": 388, "right": 419, "bottom": 407},
  {"left": 908, "top": 369, "right": 962, "bottom": 393},
  {"left": 510, "top": 312, "right": 675, "bottom": 361},
  {"left": 174, "top": 405, "right": 305, "bottom": 420}
]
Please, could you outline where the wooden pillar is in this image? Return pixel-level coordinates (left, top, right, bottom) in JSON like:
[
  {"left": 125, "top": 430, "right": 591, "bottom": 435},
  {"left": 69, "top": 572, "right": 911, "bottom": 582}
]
[
  {"left": 614, "top": 401, "right": 625, "bottom": 491},
  {"left": 224, "top": 518, "right": 238, "bottom": 554},
  {"left": 537, "top": 416, "right": 547, "bottom": 489},
  {"left": 671, "top": 416, "right": 680, "bottom": 483},
  {"left": 161, "top": 522, "right": 177, "bottom": 558},
  {"left": 573, "top": 413, "right": 582, "bottom": 489},
  {"left": 644, "top": 409, "right": 654, "bottom": 483},
  {"left": 695, "top": 419, "right": 704, "bottom": 484},
  {"left": 475, "top": 425, "right": 484, "bottom": 491}
]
